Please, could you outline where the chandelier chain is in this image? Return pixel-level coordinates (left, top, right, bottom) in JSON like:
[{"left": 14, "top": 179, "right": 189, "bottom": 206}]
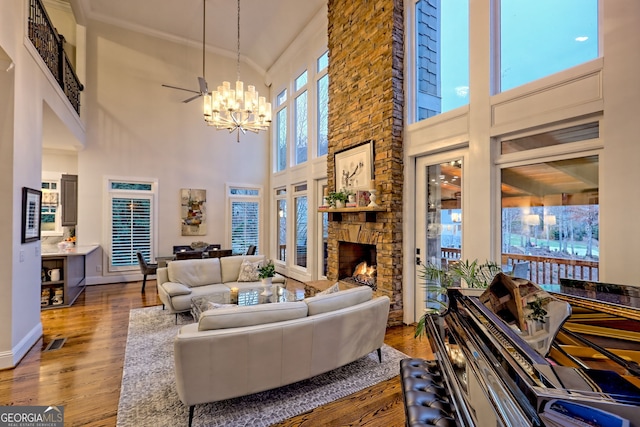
[{"left": 236, "top": 0, "right": 241, "bottom": 82}]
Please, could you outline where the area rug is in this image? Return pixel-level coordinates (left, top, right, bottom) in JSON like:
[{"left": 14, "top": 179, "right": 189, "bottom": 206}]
[{"left": 116, "top": 306, "right": 407, "bottom": 427}]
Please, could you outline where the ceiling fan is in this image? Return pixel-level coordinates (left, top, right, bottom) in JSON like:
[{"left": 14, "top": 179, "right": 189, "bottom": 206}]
[{"left": 162, "top": 0, "right": 208, "bottom": 103}]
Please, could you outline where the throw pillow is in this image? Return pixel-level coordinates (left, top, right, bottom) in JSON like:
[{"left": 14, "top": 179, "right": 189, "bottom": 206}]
[
  {"left": 237, "top": 259, "right": 261, "bottom": 282},
  {"left": 317, "top": 282, "right": 340, "bottom": 295}
]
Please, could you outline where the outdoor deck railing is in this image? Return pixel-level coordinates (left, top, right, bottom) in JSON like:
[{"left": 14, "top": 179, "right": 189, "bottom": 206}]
[
  {"left": 440, "top": 248, "right": 599, "bottom": 284},
  {"left": 28, "top": 0, "right": 83, "bottom": 114},
  {"left": 501, "top": 253, "right": 599, "bottom": 284}
]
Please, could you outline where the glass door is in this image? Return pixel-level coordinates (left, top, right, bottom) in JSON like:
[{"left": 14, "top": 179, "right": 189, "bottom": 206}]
[{"left": 414, "top": 152, "right": 464, "bottom": 322}]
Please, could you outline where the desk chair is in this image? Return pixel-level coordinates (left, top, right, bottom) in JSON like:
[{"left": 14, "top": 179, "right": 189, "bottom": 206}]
[
  {"left": 175, "top": 251, "right": 203, "bottom": 260},
  {"left": 137, "top": 251, "right": 158, "bottom": 293}
]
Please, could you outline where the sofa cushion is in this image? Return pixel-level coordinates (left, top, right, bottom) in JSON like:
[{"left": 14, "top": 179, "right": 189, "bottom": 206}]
[
  {"left": 168, "top": 258, "right": 222, "bottom": 287},
  {"left": 237, "top": 259, "right": 261, "bottom": 282},
  {"left": 305, "top": 286, "right": 373, "bottom": 316},
  {"left": 162, "top": 282, "right": 192, "bottom": 297},
  {"left": 220, "top": 255, "right": 265, "bottom": 283},
  {"left": 198, "top": 301, "right": 308, "bottom": 331}
]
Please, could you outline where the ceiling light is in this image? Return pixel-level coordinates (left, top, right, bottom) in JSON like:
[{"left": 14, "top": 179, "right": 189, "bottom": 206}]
[
  {"left": 575, "top": 36, "right": 589, "bottom": 42},
  {"left": 203, "top": 0, "right": 271, "bottom": 141}
]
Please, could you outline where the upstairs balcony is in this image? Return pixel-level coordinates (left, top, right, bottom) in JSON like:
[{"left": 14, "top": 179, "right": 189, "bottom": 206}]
[{"left": 28, "top": 0, "right": 83, "bottom": 115}]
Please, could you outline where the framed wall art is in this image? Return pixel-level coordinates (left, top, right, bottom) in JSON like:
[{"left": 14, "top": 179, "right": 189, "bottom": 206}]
[
  {"left": 334, "top": 140, "right": 374, "bottom": 191},
  {"left": 181, "top": 188, "right": 207, "bottom": 236},
  {"left": 22, "top": 187, "right": 42, "bottom": 243}
]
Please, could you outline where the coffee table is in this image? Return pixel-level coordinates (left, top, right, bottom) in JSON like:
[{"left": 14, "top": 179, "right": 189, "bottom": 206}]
[{"left": 190, "top": 285, "right": 305, "bottom": 321}]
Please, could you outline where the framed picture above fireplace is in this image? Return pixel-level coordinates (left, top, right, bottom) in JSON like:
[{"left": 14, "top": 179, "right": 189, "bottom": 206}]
[{"left": 334, "top": 140, "right": 374, "bottom": 191}]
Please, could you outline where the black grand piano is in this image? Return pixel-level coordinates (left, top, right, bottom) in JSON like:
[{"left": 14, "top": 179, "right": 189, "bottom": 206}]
[{"left": 414, "top": 274, "right": 640, "bottom": 427}]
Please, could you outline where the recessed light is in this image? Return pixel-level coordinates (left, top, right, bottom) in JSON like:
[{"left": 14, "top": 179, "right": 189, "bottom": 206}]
[{"left": 575, "top": 36, "right": 588, "bottom": 42}]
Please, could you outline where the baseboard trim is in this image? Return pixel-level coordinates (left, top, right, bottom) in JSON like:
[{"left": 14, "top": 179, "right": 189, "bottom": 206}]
[{"left": 0, "top": 321, "right": 43, "bottom": 370}]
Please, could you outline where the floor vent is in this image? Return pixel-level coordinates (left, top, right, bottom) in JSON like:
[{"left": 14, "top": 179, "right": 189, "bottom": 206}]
[{"left": 44, "top": 337, "right": 67, "bottom": 352}]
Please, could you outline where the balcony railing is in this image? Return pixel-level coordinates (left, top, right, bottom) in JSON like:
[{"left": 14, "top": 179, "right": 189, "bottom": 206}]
[
  {"left": 440, "top": 247, "right": 599, "bottom": 285},
  {"left": 501, "top": 253, "right": 599, "bottom": 284},
  {"left": 28, "top": 0, "right": 83, "bottom": 114}
]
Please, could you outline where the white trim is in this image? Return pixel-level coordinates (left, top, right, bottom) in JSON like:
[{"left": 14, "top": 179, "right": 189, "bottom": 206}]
[
  {"left": 103, "top": 176, "right": 158, "bottom": 275},
  {"left": 0, "top": 322, "right": 42, "bottom": 370},
  {"left": 225, "top": 183, "right": 263, "bottom": 255}
]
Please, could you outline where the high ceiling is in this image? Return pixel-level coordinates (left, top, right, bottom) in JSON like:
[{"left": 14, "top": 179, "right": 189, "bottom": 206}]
[{"left": 69, "top": 0, "right": 326, "bottom": 73}]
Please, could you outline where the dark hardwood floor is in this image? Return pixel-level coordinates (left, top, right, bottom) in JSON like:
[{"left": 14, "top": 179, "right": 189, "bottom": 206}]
[{"left": 0, "top": 281, "right": 433, "bottom": 426}]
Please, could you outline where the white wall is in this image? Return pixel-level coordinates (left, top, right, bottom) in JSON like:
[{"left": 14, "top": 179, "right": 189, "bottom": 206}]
[
  {"left": 79, "top": 20, "right": 271, "bottom": 284},
  {"left": 0, "top": 0, "right": 84, "bottom": 369}
]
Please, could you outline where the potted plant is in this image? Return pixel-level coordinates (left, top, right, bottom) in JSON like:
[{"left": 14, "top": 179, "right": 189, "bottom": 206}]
[
  {"left": 258, "top": 259, "right": 275, "bottom": 280},
  {"left": 327, "top": 189, "right": 352, "bottom": 208},
  {"left": 258, "top": 259, "right": 276, "bottom": 296},
  {"left": 415, "top": 259, "right": 502, "bottom": 338}
]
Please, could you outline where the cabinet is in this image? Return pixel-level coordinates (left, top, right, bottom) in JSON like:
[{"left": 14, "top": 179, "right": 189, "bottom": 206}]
[
  {"left": 61, "top": 174, "right": 78, "bottom": 226},
  {"left": 41, "top": 254, "right": 86, "bottom": 309}
]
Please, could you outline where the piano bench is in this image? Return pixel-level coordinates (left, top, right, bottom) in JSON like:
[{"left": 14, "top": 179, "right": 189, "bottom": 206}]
[{"left": 400, "top": 358, "right": 457, "bottom": 427}]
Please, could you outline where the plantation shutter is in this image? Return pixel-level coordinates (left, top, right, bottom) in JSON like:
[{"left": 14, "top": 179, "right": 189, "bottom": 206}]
[
  {"left": 231, "top": 200, "right": 259, "bottom": 255},
  {"left": 111, "top": 196, "right": 152, "bottom": 269}
]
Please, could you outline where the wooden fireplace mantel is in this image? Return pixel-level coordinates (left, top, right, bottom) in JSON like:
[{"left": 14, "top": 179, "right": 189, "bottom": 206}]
[
  {"left": 318, "top": 206, "right": 387, "bottom": 222},
  {"left": 319, "top": 206, "right": 386, "bottom": 222}
]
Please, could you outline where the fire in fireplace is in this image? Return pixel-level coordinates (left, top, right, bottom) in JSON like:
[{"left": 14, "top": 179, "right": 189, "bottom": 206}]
[
  {"left": 338, "top": 241, "right": 377, "bottom": 290},
  {"left": 352, "top": 261, "right": 376, "bottom": 288}
]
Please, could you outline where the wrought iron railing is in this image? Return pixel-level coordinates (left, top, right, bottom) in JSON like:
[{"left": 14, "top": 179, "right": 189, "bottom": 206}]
[{"left": 28, "top": 0, "right": 83, "bottom": 114}]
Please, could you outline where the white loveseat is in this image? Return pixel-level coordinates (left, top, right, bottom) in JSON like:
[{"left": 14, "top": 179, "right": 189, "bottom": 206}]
[
  {"left": 156, "top": 255, "right": 285, "bottom": 320},
  {"left": 173, "top": 286, "right": 390, "bottom": 426}
]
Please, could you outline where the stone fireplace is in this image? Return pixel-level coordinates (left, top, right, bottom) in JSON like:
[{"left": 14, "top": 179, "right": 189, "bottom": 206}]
[
  {"left": 326, "top": 0, "right": 404, "bottom": 326},
  {"left": 327, "top": 0, "right": 404, "bottom": 325}
]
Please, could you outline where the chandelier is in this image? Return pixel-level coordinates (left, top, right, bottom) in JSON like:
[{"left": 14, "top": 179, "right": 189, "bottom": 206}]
[{"left": 203, "top": 0, "right": 271, "bottom": 140}]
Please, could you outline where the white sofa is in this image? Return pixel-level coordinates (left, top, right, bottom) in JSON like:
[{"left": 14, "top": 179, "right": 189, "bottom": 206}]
[
  {"left": 173, "top": 286, "right": 390, "bottom": 426},
  {"left": 156, "top": 255, "right": 286, "bottom": 320}
]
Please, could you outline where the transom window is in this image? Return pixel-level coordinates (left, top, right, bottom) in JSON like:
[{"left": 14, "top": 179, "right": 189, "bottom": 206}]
[
  {"left": 415, "top": 0, "right": 469, "bottom": 121},
  {"left": 499, "top": 0, "right": 598, "bottom": 93}
]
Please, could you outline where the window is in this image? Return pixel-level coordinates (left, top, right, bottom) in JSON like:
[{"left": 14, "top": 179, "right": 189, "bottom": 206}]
[
  {"left": 317, "top": 51, "right": 329, "bottom": 157},
  {"left": 276, "top": 89, "right": 288, "bottom": 171},
  {"left": 501, "top": 155, "right": 599, "bottom": 284},
  {"left": 501, "top": 122, "right": 599, "bottom": 154},
  {"left": 41, "top": 178, "right": 60, "bottom": 235},
  {"left": 294, "top": 184, "right": 308, "bottom": 268},
  {"left": 276, "top": 188, "right": 287, "bottom": 262},
  {"left": 415, "top": 0, "right": 469, "bottom": 121},
  {"left": 425, "top": 159, "right": 463, "bottom": 268},
  {"left": 319, "top": 183, "right": 329, "bottom": 277},
  {"left": 228, "top": 185, "right": 261, "bottom": 255},
  {"left": 499, "top": 0, "right": 598, "bottom": 92},
  {"left": 108, "top": 178, "right": 156, "bottom": 272},
  {"left": 294, "top": 71, "right": 308, "bottom": 165}
]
